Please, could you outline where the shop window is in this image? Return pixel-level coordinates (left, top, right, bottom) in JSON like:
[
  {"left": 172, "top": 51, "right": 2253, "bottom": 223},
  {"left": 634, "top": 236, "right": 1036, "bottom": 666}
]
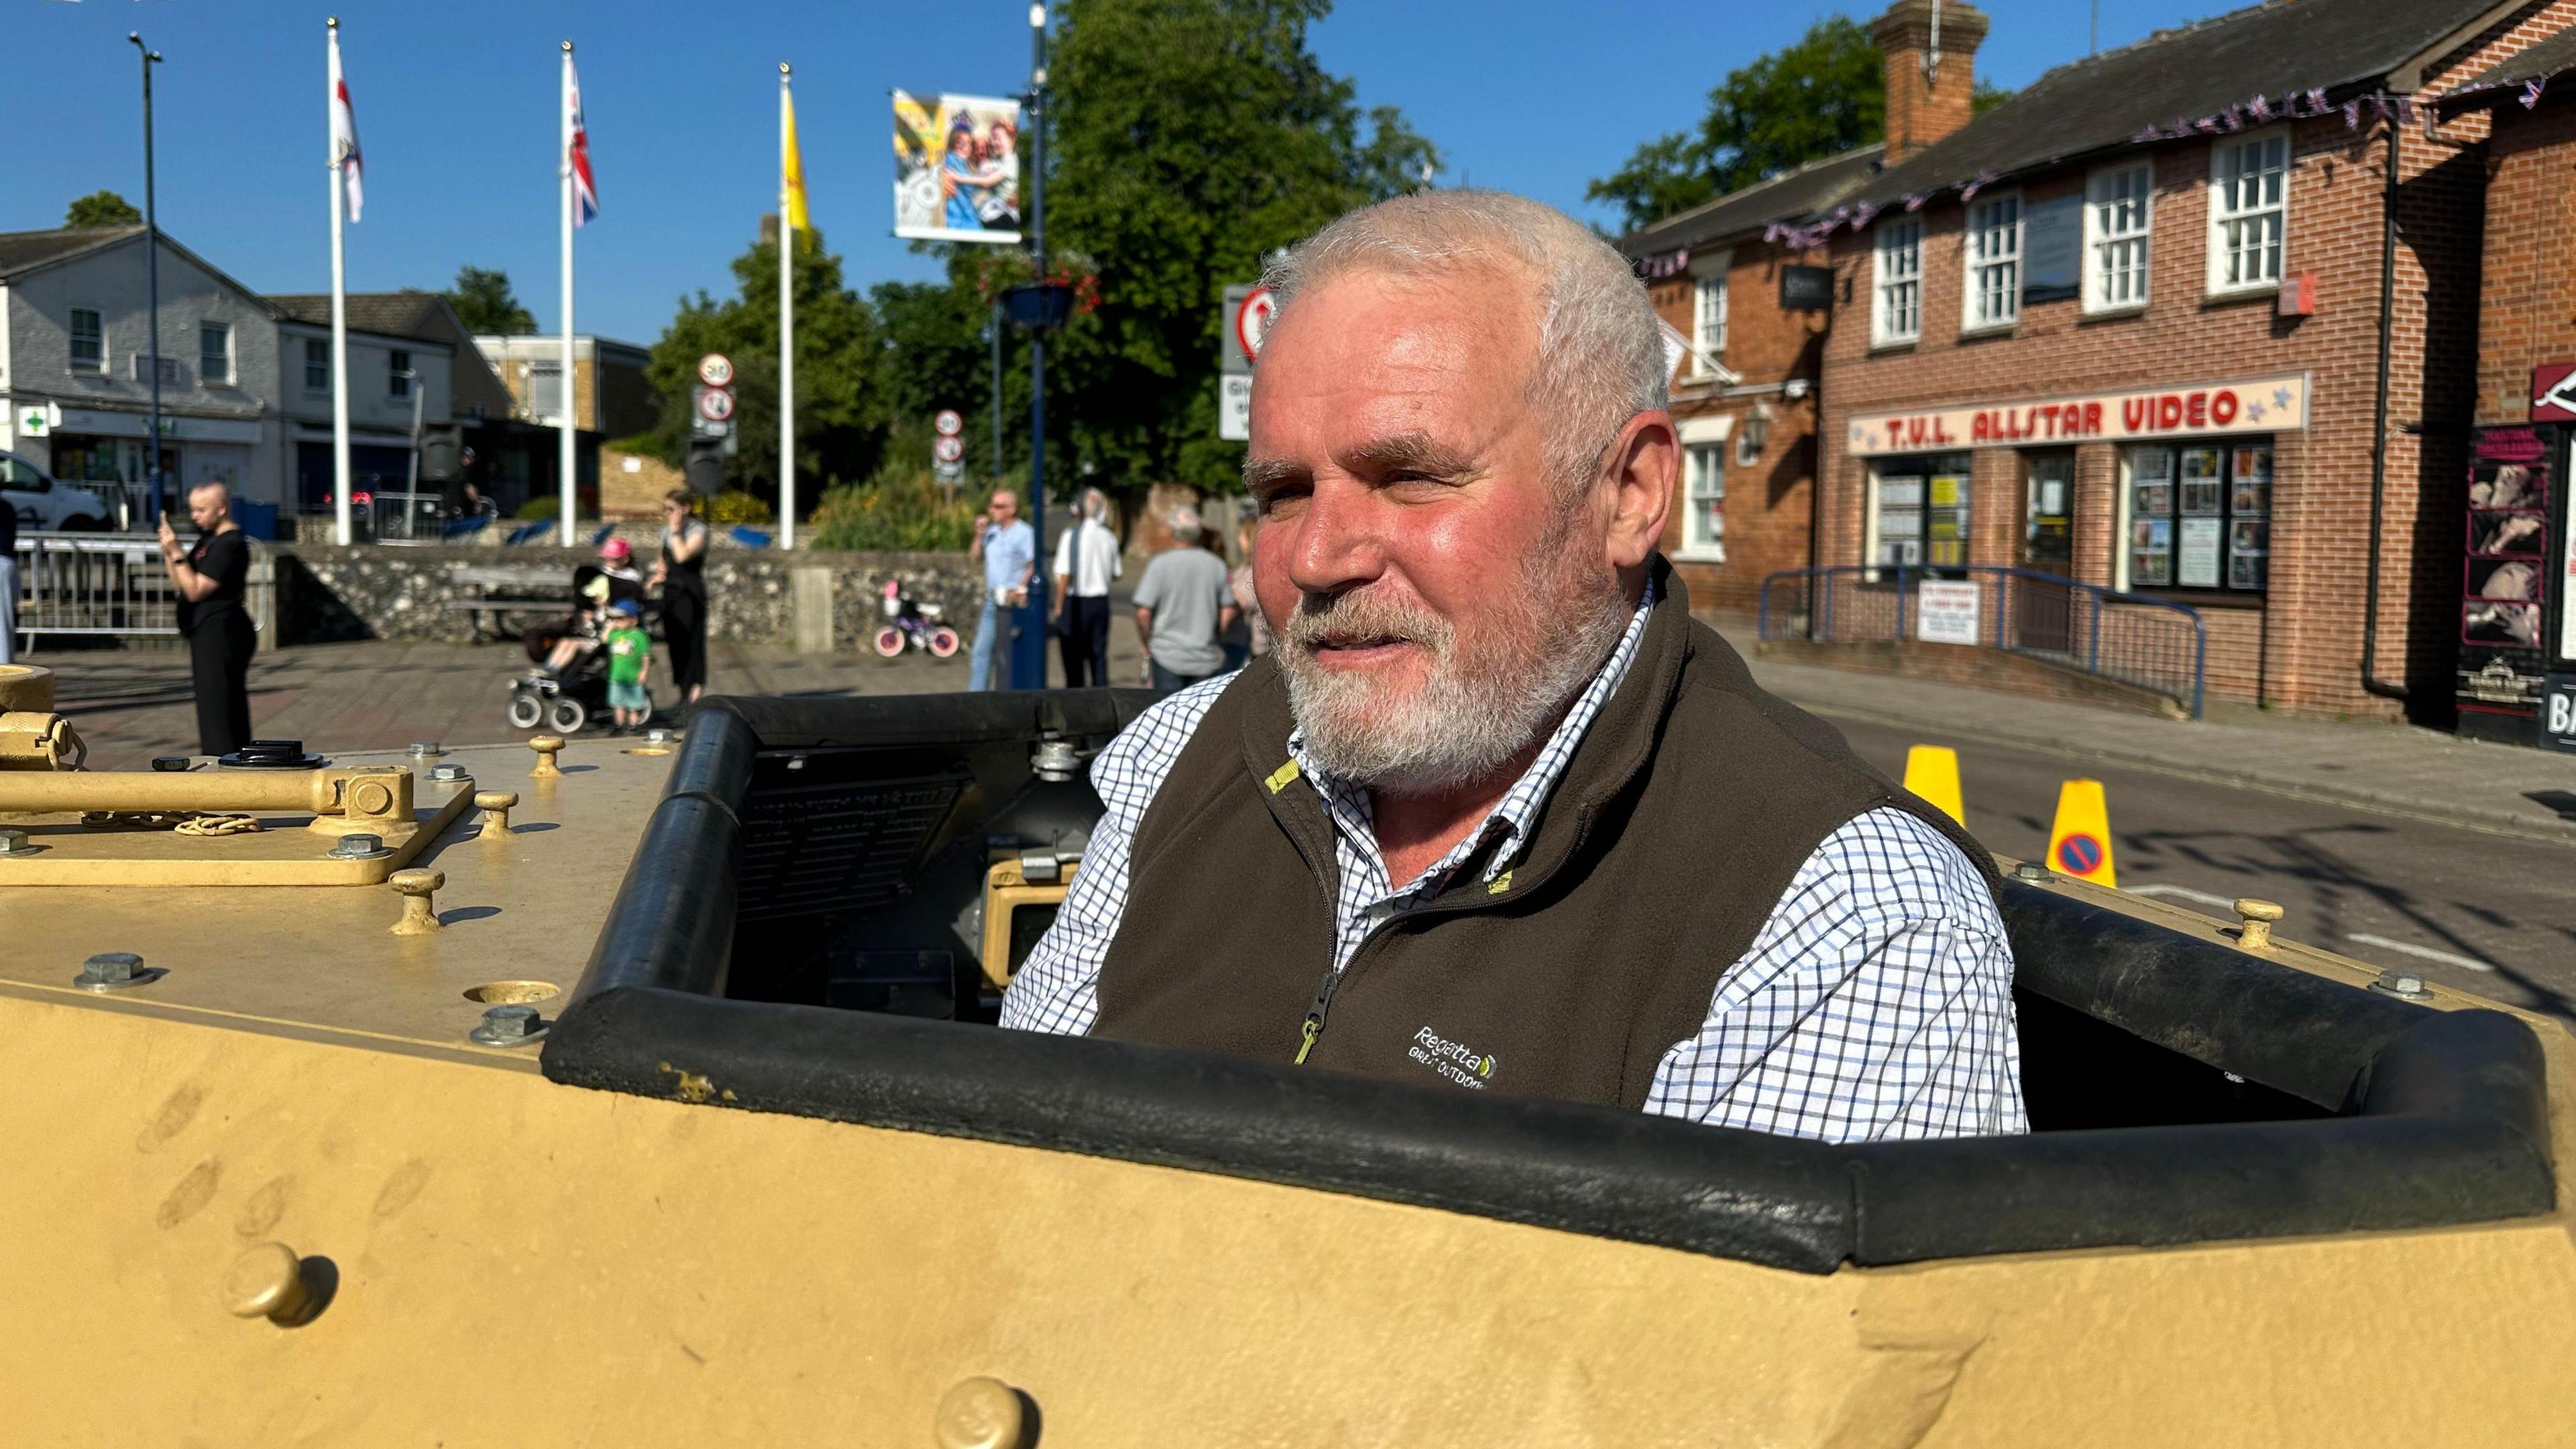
[
  {"left": 2084, "top": 163, "right": 2152, "bottom": 312},
  {"left": 2125, "top": 441, "right": 2268, "bottom": 590},
  {"left": 1873, "top": 218, "right": 1921, "bottom": 346},
  {"left": 1735, "top": 410, "right": 1768, "bottom": 468},
  {"left": 68, "top": 308, "right": 105, "bottom": 374},
  {"left": 1682, "top": 442, "right": 1725, "bottom": 560},
  {"left": 305, "top": 339, "right": 331, "bottom": 392},
  {"left": 529, "top": 361, "right": 566, "bottom": 421},
  {"left": 389, "top": 349, "right": 414, "bottom": 399},
  {"left": 1869, "top": 453, "right": 1972, "bottom": 573},
  {"left": 199, "top": 322, "right": 233, "bottom": 386},
  {"left": 1963, "top": 193, "right": 2021, "bottom": 331},
  {"left": 2208, "top": 128, "right": 2288, "bottom": 296},
  {"left": 1690, "top": 272, "right": 1727, "bottom": 378}
]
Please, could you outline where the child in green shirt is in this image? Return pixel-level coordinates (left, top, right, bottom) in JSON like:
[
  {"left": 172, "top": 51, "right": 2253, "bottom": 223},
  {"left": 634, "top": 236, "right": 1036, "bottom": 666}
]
[{"left": 603, "top": 597, "right": 653, "bottom": 731}]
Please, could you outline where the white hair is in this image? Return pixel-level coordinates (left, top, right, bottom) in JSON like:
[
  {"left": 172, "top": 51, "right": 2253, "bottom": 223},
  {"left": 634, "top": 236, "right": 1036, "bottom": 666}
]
[
  {"left": 1167, "top": 504, "right": 1203, "bottom": 536},
  {"left": 1260, "top": 189, "right": 1669, "bottom": 495}
]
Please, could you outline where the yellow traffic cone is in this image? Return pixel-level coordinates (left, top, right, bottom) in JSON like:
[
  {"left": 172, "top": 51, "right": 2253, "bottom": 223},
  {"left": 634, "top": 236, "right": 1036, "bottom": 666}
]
[
  {"left": 1902, "top": 745, "right": 1966, "bottom": 827},
  {"left": 2045, "top": 779, "right": 2117, "bottom": 887}
]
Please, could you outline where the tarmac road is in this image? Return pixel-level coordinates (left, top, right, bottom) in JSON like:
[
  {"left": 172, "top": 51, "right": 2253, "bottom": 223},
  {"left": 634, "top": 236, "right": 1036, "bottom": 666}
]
[{"left": 1829, "top": 712, "right": 2576, "bottom": 1026}]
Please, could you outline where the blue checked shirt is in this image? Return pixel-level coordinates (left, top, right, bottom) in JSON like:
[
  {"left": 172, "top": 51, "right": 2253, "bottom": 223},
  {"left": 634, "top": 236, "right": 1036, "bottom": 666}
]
[{"left": 1002, "top": 585, "right": 2026, "bottom": 1142}]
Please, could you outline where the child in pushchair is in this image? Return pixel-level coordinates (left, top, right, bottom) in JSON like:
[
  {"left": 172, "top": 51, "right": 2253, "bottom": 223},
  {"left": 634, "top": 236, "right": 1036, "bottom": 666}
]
[{"left": 507, "top": 541, "right": 647, "bottom": 733}]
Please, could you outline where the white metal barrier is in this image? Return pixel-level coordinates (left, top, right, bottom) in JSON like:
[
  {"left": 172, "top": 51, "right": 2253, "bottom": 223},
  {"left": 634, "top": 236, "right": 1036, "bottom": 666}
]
[{"left": 9, "top": 535, "right": 178, "bottom": 645}]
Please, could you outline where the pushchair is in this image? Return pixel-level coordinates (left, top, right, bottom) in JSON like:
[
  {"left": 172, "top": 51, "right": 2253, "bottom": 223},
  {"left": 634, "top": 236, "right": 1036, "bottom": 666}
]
[{"left": 504, "top": 564, "right": 636, "bottom": 734}]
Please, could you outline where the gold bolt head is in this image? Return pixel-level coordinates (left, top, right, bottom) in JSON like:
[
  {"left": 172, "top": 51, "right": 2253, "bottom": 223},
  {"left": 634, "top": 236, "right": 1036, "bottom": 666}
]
[
  {"left": 475, "top": 791, "right": 519, "bottom": 838},
  {"left": 351, "top": 779, "right": 395, "bottom": 816},
  {"left": 2233, "top": 898, "right": 2283, "bottom": 952},
  {"left": 224, "top": 1242, "right": 309, "bottom": 1322},
  {"left": 934, "top": 1377, "right": 1030, "bottom": 1449},
  {"left": 390, "top": 867, "right": 445, "bottom": 935},
  {"left": 529, "top": 735, "right": 566, "bottom": 779}
]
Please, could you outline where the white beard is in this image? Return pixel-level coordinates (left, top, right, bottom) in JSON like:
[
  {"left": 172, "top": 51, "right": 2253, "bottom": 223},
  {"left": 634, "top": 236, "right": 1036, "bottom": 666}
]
[{"left": 1277, "top": 543, "right": 1631, "bottom": 796}]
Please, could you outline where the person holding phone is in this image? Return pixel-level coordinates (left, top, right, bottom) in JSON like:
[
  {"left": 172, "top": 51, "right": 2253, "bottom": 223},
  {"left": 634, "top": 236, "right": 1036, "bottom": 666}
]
[{"left": 157, "top": 482, "right": 255, "bottom": 755}]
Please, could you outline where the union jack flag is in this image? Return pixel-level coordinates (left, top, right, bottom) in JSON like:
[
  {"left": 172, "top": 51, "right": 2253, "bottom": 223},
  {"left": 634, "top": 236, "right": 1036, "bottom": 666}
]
[
  {"left": 2523, "top": 77, "right": 2548, "bottom": 111},
  {"left": 568, "top": 61, "right": 599, "bottom": 226}
]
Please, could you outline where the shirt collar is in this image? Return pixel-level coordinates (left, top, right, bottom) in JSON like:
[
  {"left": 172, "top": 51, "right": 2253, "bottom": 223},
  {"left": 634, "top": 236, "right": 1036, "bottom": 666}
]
[{"left": 1289, "top": 574, "right": 1660, "bottom": 887}]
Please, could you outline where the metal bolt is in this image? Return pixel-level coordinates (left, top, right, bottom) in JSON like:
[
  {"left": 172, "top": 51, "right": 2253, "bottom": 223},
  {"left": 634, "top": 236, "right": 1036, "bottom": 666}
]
[
  {"left": 327, "top": 833, "right": 389, "bottom": 860},
  {"left": 529, "top": 735, "right": 565, "bottom": 779},
  {"left": 75, "top": 951, "right": 148, "bottom": 991},
  {"left": 470, "top": 1003, "right": 544, "bottom": 1046},
  {"left": 2011, "top": 860, "right": 2052, "bottom": 882},
  {"left": 408, "top": 741, "right": 447, "bottom": 760},
  {"left": 223, "top": 1242, "right": 313, "bottom": 1323},
  {"left": 1031, "top": 739, "right": 1081, "bottom": 782},
  {"left": 2233, "top": 898, "right": 2284, "bottom": 953},
  {"left": 430, "top": 763, "right": 468, "bottom": 783},
  {"left": 151, "top": 755, "right": 193, "bottom": 773},
  {"left": 0, "top": 828, "right": 32, "bottom": 857},
  {"left": 2369, "top": 969, "right": 2434, "bottom": 1002},
  {"left": 645, "top": 727, "right": 677, "bottom": 745},
  {"left": 476, "top": 791, "right": 519, "bottom": 840}
]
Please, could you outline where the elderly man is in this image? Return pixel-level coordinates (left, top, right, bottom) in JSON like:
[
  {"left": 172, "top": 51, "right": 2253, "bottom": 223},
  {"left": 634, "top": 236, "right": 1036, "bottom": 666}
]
[
  {"left": 967, "top": 488, "right": 1035, "bottom": 691},
  {"left": 1002, "top": 192, "right": 2023, "bottom": 1142},
  {"left": 156, "top": 481, "right": 256, "bottom": 756}
]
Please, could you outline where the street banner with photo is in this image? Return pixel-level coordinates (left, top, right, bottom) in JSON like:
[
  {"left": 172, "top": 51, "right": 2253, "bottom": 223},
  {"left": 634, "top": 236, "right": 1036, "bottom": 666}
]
[{"left": 893, "top": 91, "right": 1022, "bottom": 243}]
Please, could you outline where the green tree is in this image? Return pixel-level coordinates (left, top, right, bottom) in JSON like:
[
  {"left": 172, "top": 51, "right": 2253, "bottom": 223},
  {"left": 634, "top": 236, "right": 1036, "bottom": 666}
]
[
  {"left": 641, "top": 229, "right": 887, "bottom": 519},
  {"left": 1048, "top": 0, "right": 1436, "bottom": 508},
  {"left": 1589, "top": 17, "right": 2013, "bottom": 233},
  {"left": 64, "top": 191, "right": 142, "bottom": 229},
  {"left": 444, "top": 266, "right": 537, "bottom": 334}
]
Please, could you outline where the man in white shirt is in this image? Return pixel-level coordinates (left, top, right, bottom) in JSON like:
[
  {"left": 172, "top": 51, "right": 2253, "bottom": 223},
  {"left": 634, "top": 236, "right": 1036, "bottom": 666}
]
[{"left": 1051, "top": 486, "right": 1121, "bottom": 688}]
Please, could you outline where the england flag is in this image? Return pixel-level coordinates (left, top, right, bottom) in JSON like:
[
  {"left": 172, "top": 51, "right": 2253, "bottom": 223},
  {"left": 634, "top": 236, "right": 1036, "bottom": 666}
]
[
  {"left": 329, "top": 27, "right": 362, "bottom": 222},
  {"left": 568, "top": 62, "right": 598, "bottom": 226}
]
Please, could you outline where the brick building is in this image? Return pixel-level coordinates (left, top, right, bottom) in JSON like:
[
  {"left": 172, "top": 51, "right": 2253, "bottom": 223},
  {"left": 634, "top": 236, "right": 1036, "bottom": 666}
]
[
  {"left": 2444, "top": 31, "right": 2576, "bottom": 743},
  {"left": 1799, "top": 0, "right": 2576, "bottom": 720},
  {"left": 1619, "top": 149, "right": 1882, "bottom": 616}
]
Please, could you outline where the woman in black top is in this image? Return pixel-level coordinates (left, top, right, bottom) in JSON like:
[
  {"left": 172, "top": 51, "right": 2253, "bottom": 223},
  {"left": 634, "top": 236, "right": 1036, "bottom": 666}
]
[
  {"left": 158, "top": 482, "right": 255, "bottom": 755},
  {"left": 648, "top": 489, "right": 710, "bottom": 704}
]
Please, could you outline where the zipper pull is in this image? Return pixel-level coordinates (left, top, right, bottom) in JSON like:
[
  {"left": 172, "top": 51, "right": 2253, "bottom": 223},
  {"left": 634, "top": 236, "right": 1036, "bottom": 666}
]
[
  {"left": 1293, "top": 1015, "right": 1321, "bottom": 1065},
  {"left": 1293, "top": 965, "right": 1341, "bottom": 1065}
]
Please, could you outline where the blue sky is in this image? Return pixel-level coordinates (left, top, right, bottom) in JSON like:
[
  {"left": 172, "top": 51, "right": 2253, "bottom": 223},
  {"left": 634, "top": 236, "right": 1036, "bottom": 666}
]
[{"left": 6, "top": 1, "right": 2218, "bottom": 344}]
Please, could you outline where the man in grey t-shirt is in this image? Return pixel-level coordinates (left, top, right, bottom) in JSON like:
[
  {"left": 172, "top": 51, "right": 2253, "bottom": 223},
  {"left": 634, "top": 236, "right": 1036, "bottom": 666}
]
[{"left": 1131, "top": 506, "right": 1238, "bottom": 690}]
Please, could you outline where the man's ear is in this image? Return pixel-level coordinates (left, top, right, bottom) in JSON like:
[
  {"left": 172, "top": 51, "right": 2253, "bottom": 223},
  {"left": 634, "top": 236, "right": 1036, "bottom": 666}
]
[{"left": 1599, "top": 411, "right": 1677, "bottom": 572}]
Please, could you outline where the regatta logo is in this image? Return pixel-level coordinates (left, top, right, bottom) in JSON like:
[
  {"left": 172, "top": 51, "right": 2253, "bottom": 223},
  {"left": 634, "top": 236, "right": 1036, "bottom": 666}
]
[{"left": 1409, "top": 1027, "right": 1495, "bottom": 1090}]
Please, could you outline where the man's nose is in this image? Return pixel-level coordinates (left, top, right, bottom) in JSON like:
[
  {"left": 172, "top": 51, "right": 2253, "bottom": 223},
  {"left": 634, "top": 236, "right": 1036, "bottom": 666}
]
[{"left": 1282, "top": 480, "right": 1388, "bottom": 597}]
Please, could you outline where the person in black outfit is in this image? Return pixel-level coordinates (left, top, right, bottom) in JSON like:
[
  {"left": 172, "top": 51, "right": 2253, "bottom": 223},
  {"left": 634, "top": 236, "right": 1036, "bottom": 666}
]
[
  {"left": 0, "top": 482, "right": 19, "bottom": 665},
  {"left": 647, "top": 489, "right": 710, "bottom": 704},
  {"left": 158, "top": 482, "right": 255, "bottom": 756}
]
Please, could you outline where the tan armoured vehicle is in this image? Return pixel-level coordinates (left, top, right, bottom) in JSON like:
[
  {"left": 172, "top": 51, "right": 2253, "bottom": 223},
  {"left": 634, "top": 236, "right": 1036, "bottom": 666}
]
[{"left": 1, "top": 658, "right": 2569, "bottom": 1446}]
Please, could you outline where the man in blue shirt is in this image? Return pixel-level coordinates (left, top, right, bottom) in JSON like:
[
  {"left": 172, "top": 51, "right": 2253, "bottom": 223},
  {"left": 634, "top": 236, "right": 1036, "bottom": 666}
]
[{"left": 967, "top": 488, "right": 1036, "bottom": 690}]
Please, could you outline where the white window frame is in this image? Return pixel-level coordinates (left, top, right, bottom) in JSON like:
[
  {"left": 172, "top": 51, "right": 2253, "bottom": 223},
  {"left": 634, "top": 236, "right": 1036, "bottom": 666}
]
[
  {"left": 2083, "top": 162, "right": 2154, "bottom": 314},
  {"left": 1689, "top": 270, "right": 1729, "bottom": 380},
  {"left": 303, "top": 337, "right": 330, "bottom": 392},
  {"left": 68, "top": 307, "right": 106, "bottom": 374},
  {"left": 1675, "top": 415, "right": 1731, "bottom": 562},
  {"left": 2207, "top": 126, "right": 2289, "bottom": 297},
  {"left": 1960, "top": 191, "right": 2023, "bottom": 333},
  {"left": 388, "top": 348, "right": 414, "bottom": 400},
  {"left": 199, "top": 321, "right": 234, "bottom": 386},
  {"left": 1872, "top": 218, "right": 1923, "bottom": 346}
]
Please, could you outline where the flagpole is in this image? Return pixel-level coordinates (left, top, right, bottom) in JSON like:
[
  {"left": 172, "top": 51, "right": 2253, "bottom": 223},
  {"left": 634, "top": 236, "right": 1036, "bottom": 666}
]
[
  {"left": 558, "top": 40, "right": 578, "bottom": 548},
  {"left": 327, "top": 17, "right": 353, "bottom": 546},
  {"left": 779, "top": 62, "right": 796, "bottom": 551}
]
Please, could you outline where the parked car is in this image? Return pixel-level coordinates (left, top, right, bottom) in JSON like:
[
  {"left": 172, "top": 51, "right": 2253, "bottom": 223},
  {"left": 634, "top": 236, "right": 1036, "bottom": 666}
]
[{"left": 0, "top": 451, "right": 115, "bottom": 533}]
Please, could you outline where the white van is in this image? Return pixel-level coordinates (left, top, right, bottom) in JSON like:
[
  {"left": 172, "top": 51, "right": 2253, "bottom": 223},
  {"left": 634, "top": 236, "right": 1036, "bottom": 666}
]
[{"left": 1, "top": 451, "right": 117, "bottom": 533}]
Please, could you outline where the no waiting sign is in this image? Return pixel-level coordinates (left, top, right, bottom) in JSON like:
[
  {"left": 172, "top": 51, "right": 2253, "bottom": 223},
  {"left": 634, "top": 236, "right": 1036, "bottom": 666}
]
[
  {"left": 1220, "top": 283, "right": 1273, "bottom": 376},
  {"left": 695, "top": 387, "right": 737, "bottom": 423}
]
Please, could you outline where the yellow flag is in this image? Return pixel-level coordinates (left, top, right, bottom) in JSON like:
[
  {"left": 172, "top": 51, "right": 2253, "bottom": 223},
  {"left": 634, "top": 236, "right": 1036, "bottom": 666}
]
[{"left": 782, "top": 87, "right": 811, "bottom": 237}]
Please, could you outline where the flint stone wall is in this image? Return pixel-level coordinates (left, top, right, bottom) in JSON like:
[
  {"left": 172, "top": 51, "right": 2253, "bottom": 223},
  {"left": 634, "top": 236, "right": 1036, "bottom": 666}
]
[{"left": 271, "top": 543, "right": 986, "bottom": 650}]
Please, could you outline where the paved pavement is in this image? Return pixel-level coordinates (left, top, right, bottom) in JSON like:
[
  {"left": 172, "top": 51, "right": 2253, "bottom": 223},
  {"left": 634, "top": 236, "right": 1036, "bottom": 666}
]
[{"left": 32, "top": 613, "right": 1152, "bottom": 771}]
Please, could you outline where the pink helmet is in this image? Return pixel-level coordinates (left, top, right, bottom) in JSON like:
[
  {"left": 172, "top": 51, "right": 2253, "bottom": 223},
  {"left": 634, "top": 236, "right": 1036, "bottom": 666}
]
[{"left": 598, "top": 537, "right": 633, "bottom": 562}]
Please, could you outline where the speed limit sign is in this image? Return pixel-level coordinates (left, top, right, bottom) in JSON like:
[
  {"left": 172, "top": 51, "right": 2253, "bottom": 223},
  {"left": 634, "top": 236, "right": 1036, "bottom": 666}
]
[
  {"left": 696, "top": 386, "right": 737, "bottom": 423},
  {"left": 697, "top": 354, "right": 735, "bottom": 388},
  {"left": 933, "top": 409, "right": 963, "bottom": 437},
  {"left": 932, "top": 435, "right": 965, "bottom": 464}
]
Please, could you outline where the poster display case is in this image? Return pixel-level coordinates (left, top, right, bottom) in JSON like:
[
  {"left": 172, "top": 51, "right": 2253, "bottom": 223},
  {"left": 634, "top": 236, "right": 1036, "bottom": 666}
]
[{"left": 2455, "top": 425, "right": 2558, "bottom": 739}]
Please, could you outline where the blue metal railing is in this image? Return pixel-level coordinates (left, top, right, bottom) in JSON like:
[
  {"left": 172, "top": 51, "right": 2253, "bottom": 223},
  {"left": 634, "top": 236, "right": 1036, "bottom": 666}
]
[{"left": 1757, "top": 564, "right": 2206, "bottom": 718}]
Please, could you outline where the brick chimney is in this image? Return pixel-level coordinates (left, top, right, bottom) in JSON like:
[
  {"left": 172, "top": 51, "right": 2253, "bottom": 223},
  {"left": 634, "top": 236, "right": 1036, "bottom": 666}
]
[{"left": 1871, "top": 0, "right": 1989, "bottom": 165}]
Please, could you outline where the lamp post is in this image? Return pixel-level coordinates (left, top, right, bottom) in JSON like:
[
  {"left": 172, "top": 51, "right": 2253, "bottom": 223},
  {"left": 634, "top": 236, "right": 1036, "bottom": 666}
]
[
  {"left": 1010, "top": 1, "right": 1052, "bottom": 689},
  {"left": 129, "top": 32, "right": 165, "bottom": 525}
]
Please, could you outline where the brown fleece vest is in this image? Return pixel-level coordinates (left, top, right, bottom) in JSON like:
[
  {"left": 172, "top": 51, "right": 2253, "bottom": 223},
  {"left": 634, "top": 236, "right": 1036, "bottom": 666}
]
[{"left": 1090, "top": 561, "right": 1996, "bottom": 1111}]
